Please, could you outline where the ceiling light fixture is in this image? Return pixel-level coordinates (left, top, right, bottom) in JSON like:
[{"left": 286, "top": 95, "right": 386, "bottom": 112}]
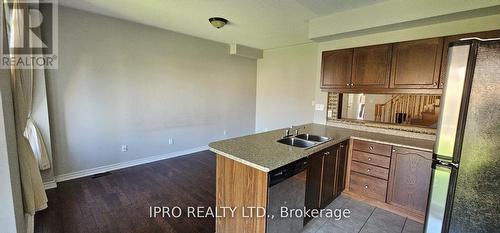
[{"left": 209, "top": 17, "right": 228, "bottom": 29}]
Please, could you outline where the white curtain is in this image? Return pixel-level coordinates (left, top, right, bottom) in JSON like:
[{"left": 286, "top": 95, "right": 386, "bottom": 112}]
[{"left": 3, "top": 0, "right": 50, "bottom": 215}]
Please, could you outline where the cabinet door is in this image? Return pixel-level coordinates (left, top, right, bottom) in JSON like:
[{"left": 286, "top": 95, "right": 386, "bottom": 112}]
[
  {"left": 387, "top": 146, "right": 432, "bottom": 214},
  {"left": 304, "top": 151, "right": 324, "bottom": 224},
  {"left": 320, "top": 146, "right": 338, "bottom": 208},
  {"left": 439, "top": 30, "right": 500, "bottom": 88},
  {"left": 321, "top": 49, "right": 353, "bottom": 89},
  {"left": 335, "top": 141, "right": 349, "bottom": 196},
  {"left": 390, "top": 38, "right": 443, "bottom": 89},
  {"left": 352, "top": 44, "right": 392, "bottom": 89}
]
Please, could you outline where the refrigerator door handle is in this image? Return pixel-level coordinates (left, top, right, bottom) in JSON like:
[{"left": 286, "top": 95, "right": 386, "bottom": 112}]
[{"left": 433, "top": 159, "right": 459, "bottom": 169}]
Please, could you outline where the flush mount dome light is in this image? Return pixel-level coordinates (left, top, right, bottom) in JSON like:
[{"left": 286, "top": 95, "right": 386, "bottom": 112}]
[{"left": 209, "top": 17, "right": 228, "bottom": 29}]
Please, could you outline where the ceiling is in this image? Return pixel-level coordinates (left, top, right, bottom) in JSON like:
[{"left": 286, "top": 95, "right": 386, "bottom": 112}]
[{"left": 59, "top": 0, "right": 387, "bottom": 49}]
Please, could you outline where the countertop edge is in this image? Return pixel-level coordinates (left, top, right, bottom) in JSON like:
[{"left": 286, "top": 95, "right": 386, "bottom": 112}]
[
  {"left": 210, "top": 135, "right": 433, "bottom": 173},
  {"left": 209, "top": 148, "right": 271, "bottom": 172}
]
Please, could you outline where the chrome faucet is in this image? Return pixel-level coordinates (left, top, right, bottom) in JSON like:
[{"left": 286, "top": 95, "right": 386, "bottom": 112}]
[
  {"left": 283, "top": 127, "right": 292, "bottom": 138},
  {"left": 284, "top": 127, "right": 292, "bottom": 138},
  {"left": 283, "top": 126, "right": 300, "bottom": 138}
]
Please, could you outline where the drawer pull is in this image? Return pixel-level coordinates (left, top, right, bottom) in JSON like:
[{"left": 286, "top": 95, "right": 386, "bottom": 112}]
[
  {"left": 364, "top": 185, "right": 369, "bottom": 189},
  {"left": 392, "top": 149, "right": 396, "bottom": 152},
  {"left": 369, "top": 146, "right": 374, "bottom": 150},
  {"left": 324, "top": 151, "right": 330, "bottom": 155},
  {"left": 368, "top": 157, "right": 372, "bottom": 161},
  {"left": 366, "top": 169, "right": 371, "bottom": 172}
]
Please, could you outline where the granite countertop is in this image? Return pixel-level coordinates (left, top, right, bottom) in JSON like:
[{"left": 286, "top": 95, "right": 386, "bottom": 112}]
[{"left": 209, "top": 123, "right": 435, "bottom": 172}]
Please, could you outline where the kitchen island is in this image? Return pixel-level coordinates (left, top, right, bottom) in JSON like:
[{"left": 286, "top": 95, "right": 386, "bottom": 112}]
[{"left": 209, "top": 123, "right": 434, "bottom": 233}]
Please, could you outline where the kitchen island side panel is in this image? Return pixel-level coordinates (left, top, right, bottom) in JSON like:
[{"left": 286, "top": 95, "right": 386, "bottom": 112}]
[{"left": 216, "top": 154, "right": 268, "bottom": 233}]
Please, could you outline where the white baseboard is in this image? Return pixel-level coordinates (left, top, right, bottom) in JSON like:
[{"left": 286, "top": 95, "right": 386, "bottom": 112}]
[
  {"left": 43, "top": 180, "right": 57, "bottom": 190},
  {"left": 55, "top": 145, "right": 209, "bottom": 183}
]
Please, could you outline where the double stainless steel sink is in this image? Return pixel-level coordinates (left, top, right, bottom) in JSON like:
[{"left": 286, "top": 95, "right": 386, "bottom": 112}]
[{"left": 277, "top": 133, "right": 332, "bottom": 149}]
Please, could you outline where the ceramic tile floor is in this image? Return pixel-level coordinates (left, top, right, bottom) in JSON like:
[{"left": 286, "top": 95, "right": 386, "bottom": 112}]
[{"left": 302, "top": 195, "right": 423, "bottom": 233}]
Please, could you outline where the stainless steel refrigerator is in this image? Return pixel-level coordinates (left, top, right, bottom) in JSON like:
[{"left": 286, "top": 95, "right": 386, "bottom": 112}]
[{"left": 424, "top": 39, "right": 500, "bottom": 233}]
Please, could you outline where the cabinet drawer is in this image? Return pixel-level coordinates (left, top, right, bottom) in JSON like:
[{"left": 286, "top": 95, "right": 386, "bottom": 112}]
[
  {"left": 350, "top": 172, "right": 387, "bottom": 202},
  {"left": 351, "top": 161, "right": 389, "bottom": 180},
  {"left": 353, "top": 140, "right": 392, "bottom": 156},
  {"left": 352, "top": 150, "right": 391, "bottom": 168}
]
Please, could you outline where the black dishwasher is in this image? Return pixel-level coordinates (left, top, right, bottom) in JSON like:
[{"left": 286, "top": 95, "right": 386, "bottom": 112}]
[{"left": 267, "top": 158, "right": 308, "bottom": 233}]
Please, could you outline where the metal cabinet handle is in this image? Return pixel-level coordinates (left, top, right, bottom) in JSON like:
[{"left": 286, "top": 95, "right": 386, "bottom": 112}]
[
  {"left": 340, "top": 144, "right": 345, "bottom": 148},
  {"left": 364, "top": 185, "right": 369, "bottom": 189},
  {"left": 440, "top": 82, "right": 444, "bottom": 86},
  {"left": 368, "top": 157, "right": 372, "bottom": 161},
  {"left": 346, "top": 83, "right": 350, "bottom": 86},
  {"left": 392, "top": 149, "right": 396, "bottom": 152},
  {"left": 433, "top": 82, "right": 438, "bottom": 86},
  {"left": 351, "top": 83, "right": 354, "bottom": 87},
  {"left": 324, "top": 151, "right": 330, "bottom": 155},
  {"left": 369, "top": 146, "right": 374, "bottom": 150},
  {"left": 366, "top": 169, "right": 371, "bottom": 172}
]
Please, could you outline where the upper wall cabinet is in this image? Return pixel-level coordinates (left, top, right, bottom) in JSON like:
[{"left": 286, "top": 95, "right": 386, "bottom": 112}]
[
  {"left": 390, "top": 38, "right": 443, "bottom": 89},
  {"left": 320, "top": 30, "right": 499, "bottom": 93},
  {"left": 352, "top": 44, "right": 392, "bottom": 89},
  {"left": 321, "top": 49, "right": 353, "bottom": 89}
]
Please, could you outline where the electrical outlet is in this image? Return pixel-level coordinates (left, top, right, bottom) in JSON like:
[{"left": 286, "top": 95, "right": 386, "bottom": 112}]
[
  {"left": 168, "top": 138, "right": 173, "bottom": 145},
  {"left": 121, "top": 145, "right": 128, "bottom": 152}
]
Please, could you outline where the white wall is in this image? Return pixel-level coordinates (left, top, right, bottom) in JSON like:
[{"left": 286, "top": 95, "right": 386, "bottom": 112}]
[
  {"left": 255, "top": 43, "right": 318, "bottom": 132},
  {"left": 46, "top": 7, "right": 257, "bottom": 176}
]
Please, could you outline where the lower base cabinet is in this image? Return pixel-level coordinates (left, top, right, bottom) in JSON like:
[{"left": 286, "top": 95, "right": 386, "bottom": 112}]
[
  {"left": 319, "top": 145, "right": 338, "bottom": 208},
  {"left": 387, "top": 146, "right": 432, "bottom": 215},
  {"left": 304, "top": 140, "right": 349, "bottom": 224},
  {"left": 350, "top": 172, "right": 388, "bottom": 202},
  {"left": 347, "top": 139, "right": 433, "bottom": 221}
]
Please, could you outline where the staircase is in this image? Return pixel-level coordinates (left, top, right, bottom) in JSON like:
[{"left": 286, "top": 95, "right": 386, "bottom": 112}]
[{"left": 375, "top": 95, "right": 440, "bottom": 126}]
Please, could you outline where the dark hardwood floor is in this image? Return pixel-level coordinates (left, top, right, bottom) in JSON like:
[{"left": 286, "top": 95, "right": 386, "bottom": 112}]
[{"left": 35, "top": 150, "right": 216, "bottom": 233}]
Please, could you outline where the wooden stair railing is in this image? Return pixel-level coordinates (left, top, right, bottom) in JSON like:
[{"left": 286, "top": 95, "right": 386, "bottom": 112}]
[{"left": 380, "top": 95, "right": 439, "bottom": 125}]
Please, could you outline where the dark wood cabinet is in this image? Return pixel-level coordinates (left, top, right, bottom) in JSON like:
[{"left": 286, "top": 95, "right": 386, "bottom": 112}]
[
  {"left": 304, "top": 141, "right": 349, "bottom": 223},
  {"left": 304, "top": 150, "right": 324, "bottom": 214},
  {"left": 320, "top": 30, "right": 499, "bottom": 93},
  {"left": 335, "top": 141, "right": 349, "bottom": 195},
  {"left": 352, "top": 44, "right": 392, "bottom": 88},
  {"left": 387, "top": 146, "right": 432, "bottom": 215},
  {"left": 439, "top": 30, "right": 500, "bottom": 88},
  {"left": 390, "top": 38, "right": 443, "bottom": 89},
  {"left": 349, "top": 140, "right": 391, "bottom": 202},
  {"left": 320, "top": 146, "right": 338, "bottom": 208},
  {"left": 321, "top": 49, "right": 353, "bottom": 89},
  {"left": 345, "top": 139, "right": 437, "bottom": 222}
]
